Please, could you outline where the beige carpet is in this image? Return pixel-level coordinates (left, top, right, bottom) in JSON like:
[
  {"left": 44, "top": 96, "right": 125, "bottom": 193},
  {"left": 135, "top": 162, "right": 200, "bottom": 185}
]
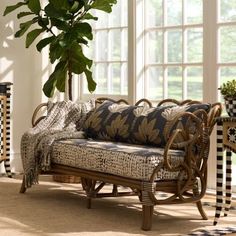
[{"left": 0, "top": 175, "right": 235, "bottom": 236}]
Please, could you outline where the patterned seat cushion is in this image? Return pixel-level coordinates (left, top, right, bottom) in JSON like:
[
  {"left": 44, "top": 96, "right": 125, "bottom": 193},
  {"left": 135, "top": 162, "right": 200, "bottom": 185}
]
[
  {"left": 82, "top": 101, "right": 211, "bottom": 148},
  {"left": 51, "top": 139, "right": 185, "bottom": 181}
]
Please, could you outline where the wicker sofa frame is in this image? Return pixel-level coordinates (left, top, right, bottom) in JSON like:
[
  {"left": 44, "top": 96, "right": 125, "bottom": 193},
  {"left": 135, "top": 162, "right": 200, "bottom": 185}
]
[{"left": 20, "top": 98, "right": 222, "bottom": 231}]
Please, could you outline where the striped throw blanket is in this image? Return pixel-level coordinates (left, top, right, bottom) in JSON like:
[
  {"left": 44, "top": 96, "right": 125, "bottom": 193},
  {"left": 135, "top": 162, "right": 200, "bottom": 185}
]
[{"left": 21, "top": 100, "right": 93, "bottom": 188}]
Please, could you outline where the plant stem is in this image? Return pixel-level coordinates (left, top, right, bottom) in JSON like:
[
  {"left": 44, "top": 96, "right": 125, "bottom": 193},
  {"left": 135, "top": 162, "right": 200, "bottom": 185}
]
[
  {"left": 68, "top": 70, "right": 72, "bottom": 101},
  {"left": 39, "top": 13, "right": 56, "bottom": 37},
  {"left": 67, "top": 50, "right": 73, "bottom": 101}
]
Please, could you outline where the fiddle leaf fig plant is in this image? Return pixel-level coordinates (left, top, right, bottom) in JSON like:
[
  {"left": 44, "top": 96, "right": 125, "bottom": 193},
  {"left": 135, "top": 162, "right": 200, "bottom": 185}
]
[{"left": 3, "top": 0, "right": 117, "bottom": 99}]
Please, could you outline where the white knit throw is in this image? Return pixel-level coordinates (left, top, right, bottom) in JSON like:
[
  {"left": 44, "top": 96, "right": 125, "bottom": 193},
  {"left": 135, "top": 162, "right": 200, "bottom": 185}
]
[{"left": 21, "top": 100, "right": 87, "bottom": 188}]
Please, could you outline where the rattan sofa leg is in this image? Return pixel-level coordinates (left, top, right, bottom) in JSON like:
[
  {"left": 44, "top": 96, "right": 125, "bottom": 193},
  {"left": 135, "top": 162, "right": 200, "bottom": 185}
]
[
  {"left": 196, "top": 200, "right": 208, "bottom": 220},
  {"left": 19, "top": 177, "right": 26, "bottom": 193},
  {"left": 87, "top": 198, "right": 92, "bottom": 209},
  {"left": 141, "top": 205, "right": 154, "bottom": 231}
]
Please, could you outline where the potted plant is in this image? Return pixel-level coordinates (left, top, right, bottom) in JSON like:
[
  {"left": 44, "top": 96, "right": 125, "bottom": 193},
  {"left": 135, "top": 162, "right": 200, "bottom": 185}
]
[
  {"left": 3, "top": 0, "right": 117, "bottom": 100},
  {"left": 219, "top": 79, "right": 236, "bottom": 117}
]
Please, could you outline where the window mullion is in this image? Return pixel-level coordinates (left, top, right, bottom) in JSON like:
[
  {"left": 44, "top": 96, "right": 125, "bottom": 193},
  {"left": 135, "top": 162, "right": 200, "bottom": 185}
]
[
  {"left": 203, "top": 0, "right": 218, "bottom": 103},
  {"left": 203, "top": 0, "right": 218, "bottom": 191},
  {"left": 163, "top": 0, "right": 167, "bottom": 99}
]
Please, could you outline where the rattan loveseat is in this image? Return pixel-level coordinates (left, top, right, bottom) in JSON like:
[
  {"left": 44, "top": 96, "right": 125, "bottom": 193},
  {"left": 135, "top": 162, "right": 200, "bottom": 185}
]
[{"left": 20, "top": 98, "right": 222, "bottom": 231}]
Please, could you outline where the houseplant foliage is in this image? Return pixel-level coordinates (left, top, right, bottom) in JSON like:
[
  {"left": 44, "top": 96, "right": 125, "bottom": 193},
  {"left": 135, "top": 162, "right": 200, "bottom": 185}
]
[
  {"left": 219, "top": 79, "right": 236, "bottom": 116},
  {"left": 219, "top": 79, "right": 236, "bottom": 98},
  {"left": 3, "top": 0, "right": 117, "bottom": 99}
]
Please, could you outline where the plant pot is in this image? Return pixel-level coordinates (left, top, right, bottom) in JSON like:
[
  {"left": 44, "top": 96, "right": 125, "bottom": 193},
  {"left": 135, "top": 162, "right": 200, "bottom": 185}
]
[{"left": 224, "top": 97, "right": 236, "bottom": 117}]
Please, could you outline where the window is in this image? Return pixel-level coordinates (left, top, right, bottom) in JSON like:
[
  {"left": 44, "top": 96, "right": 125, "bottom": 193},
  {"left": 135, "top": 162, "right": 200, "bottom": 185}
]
[
  {"left": 218, "top": 0, "right": 236, "bottom": 189},
  {"left": 218, "top": 1, "right": 236, "bottom": 95},
  {"left": 136, "top": 0, "right": 203, "bottom": 101},
  {"left": 82, "top": 0, "right": 128, "bottom": 99}
]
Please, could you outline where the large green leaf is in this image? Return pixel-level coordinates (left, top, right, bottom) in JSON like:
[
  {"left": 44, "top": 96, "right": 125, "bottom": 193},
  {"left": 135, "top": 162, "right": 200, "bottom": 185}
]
[
  {"left": 36, "top": 36, "right": 55, "bottom": 52},
  {"left": 74, "top": 22, "right": 93, "bottom": 40},
  {"left": 3, "top": 2, "right": 26, "bottom": 16},
  {"left": 38, "top": 17, "right": 50, "bottom": 29},
  {"left": 50, "top": 18, "right": 69, "bottom": 31},
  {"left": 84, "top": 69, "right": 96, "bottom": 92},
  {"left": 49, "top": 0, "right": 71, "bottom": 10},
  {"left": 15, "top": 18, "right": 38, "bottom": 38},
  {"left": 70, "top": 60, "right": 86, "bottom": 74},
  {"left": 68, "top": 43, "right": 92, "bottom": 74},
  {"left": 77, "top": 37, "right": 88, "bottom": 46},
  {"left": 91, "top": 0, "right": 117, "bottom": 13},
  {"left": 17, "top": 12, "right": 34, "bottom": 19},
  {"left": 49, "top": 41, "right": 64, "bottom": 63},
  {"left": 62, "top": 30, "right": 78, "bottom": 45},
  {"left": 26, "top": 28, "right": 44, "bottom": 48},
  {"left": 43, "top": 60, "right": 67, "bottom": 97},
  {"left": 70, "top": 1, "right": 80, "bottom": 13},
  {"left": 56, "top": 68, "right": 67, "bottom": 92},
  {"left": 82, "top": 13, "right": 98, "bottom": 21},
  {"left": 45, "top": 3, "right": 70, "bottom": 20},
  {"left": 28, "top": 0, "right": 41, "bottom": 14},
  {"left": 43, "top": 73, "right": 57, "bottom": 98}
]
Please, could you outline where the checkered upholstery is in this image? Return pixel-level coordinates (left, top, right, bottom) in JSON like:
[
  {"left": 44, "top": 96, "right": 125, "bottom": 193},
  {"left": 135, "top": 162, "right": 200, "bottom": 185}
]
[
  {"left": 0, "top": 83, "right": 12, "bottom": 177},
  {"left": 225, "top": 98, "right": 236, "bottom": 117},
  {"left": 52, "top": 139, "right": 185, "bottom": 181}
]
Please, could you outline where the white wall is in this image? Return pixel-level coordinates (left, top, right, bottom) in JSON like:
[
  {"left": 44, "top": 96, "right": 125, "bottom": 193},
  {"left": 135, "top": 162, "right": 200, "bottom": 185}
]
[{"left": 0, "top": 0, "right": 46, "bottom": 174}]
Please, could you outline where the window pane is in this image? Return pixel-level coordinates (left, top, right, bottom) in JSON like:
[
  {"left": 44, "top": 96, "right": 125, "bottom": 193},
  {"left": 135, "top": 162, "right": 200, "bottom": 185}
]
[
  {"left": 109, "top": 0, "right": 121, "bottom": 27},
  {"left": 121, "top": 0, "right": 128, "bottom": 26},
  {"left": 167, "top": 67, "right": 182, "bottom": 100},
  {"left": 148, "top": 31, "right": 163, "bottom": 63},
  {"left": 146, "top": 0, "right": 162, "bottom": 27},
  {"left": 96, "top": 30, "right": 108, "bottom": 61},
  {"left": 95, "top": 11, "right": 108, "bottom": 28},
  {"left": 83, "top": 65, "right": 96, "bottom": 94},
  {"left": 111, "top": 63, "right": 121, "bottom": 94},
  {"left": 147, "top": 67, "right": 163, "bottom": 100},
  {"left": 186, "top": 67, "right": 203, "bottom": 100},
  {"left": 110, "top": 29, "right": 121, "bottom": 61},
  {"left": 121, "top": 63, "right": 128, "bottom": 94},
  {"left": 167, "top": 30, "right": 182, "bottom": 63},
  {"left": 96, "top": 63, "right": 108, "bottom": 94},
  {"left": 187, "top": 28, "right": 203, "bottom": 63},
  {"left": 82, "top": 1, "right": 128, "bottom": 96},
  {"left": 220, "top": 67, "right": 236, "bottom": 85},
  {"left": 84, "top": 40, "right": 95, "bottom": 60},
  {"left": 167, "top": 0, "right": 182, "bottom": 26},
  {"left": 220, "top": 0, "right": 236, "bottom": 22},
  {"left": 185, "top": 0, "right": 203, "bottom": 24},
  {"left": 220, "top": 26, "right": 236, "bottom": 63},
  {"left": 121, "top": 29, "right": 128, "bottom": 61}
]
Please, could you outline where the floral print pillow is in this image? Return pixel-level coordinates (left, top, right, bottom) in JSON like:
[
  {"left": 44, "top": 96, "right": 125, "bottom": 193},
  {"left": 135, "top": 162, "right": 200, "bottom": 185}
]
[{"left": 83, "top": 100, "right": 211, "bottom": 147}]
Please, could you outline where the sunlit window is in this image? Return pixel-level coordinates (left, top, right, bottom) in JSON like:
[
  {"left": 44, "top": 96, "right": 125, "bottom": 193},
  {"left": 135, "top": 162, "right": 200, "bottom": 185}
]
[
  {"left": 83, "top": 0, "right": 128, "bottom": 96},
  {"left": 139, "top": 0, "right": 203, "bottom": 101},
  {"left": 218, "top": 0, "right": 236, "bottom": 186}
]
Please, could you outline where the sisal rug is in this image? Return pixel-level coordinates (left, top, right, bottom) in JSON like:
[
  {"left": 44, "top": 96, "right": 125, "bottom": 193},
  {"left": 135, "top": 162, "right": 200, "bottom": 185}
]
[{"left": 0, "top": 175, "right": 235, "bottom": 236}]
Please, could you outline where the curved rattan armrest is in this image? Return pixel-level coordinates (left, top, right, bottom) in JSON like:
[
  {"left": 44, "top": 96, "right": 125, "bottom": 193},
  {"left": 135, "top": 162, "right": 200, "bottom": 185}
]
[
  {"left": 162, "top": 111, "right": 205, "bottom": 171},
  {"left": 157, "top": 99, "right": 202, "bottom": 107},
  {"left": 135, "top": 99, "right": 152, "bottom": 107},
  {"left": 207, "top": 102, "right": 222, "bottom": 134},
  {"left": 95, "top": 97, "right": 129, "bottom": 107},
  {"left": 157, "top": 99, "right": 182, "bottom": 106},
  {"left": 32, "top": 103, "right": 48, "bottom": 127}
]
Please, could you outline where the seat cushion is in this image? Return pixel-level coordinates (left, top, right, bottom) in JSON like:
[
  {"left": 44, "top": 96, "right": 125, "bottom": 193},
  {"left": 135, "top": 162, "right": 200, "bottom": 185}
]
[
  {"left": 82, "top": 100, "right": 211, "bottom": 148},
  {"left": 51, "top": 139, "right": 185, "bottom": 181}
]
